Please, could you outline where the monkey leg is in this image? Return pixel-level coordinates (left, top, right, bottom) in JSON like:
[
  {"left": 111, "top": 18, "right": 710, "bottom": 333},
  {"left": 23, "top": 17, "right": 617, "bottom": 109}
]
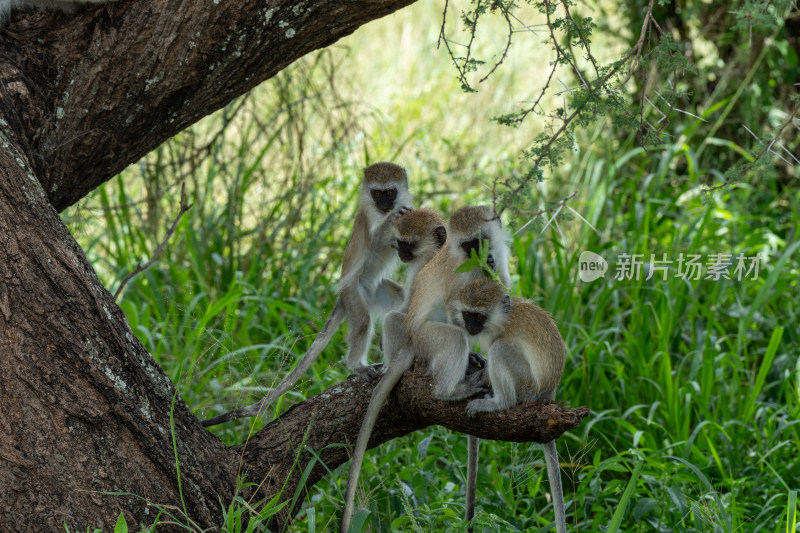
[
  {"left": 465, "top": 342, "right": 518, "bottom": 417},
  {"left": 342, "top": 291, "right": 377, "bottom": 379},
  {"left": 380, "top": 311, "right": 407, "bottom": 362},
  {"left": 420, "top": 322, "right": 487, "bottom": 401}
]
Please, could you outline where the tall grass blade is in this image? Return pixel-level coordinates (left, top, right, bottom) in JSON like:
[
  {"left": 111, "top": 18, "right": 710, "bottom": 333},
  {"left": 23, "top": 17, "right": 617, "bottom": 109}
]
[
  {"left": 606, "top": 457, "right": 642, "bottom": 533},
  {"left": 743, "top": 325, "right": 784, "bottom": 419}
]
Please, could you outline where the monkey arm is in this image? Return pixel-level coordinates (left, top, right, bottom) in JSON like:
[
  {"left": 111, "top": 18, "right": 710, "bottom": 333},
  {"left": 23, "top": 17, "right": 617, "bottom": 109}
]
[{"left": 368, "top": 206, "right": 411, "bottom": 254}]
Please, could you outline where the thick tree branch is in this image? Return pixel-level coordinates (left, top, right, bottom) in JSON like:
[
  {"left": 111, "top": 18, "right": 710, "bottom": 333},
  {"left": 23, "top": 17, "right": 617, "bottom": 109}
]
[
  {"left": 235, "top": 364, "right": 589, "bottom": 529},
  {"left": 0, "top": 0, "right": 418, "bottom": 212}
]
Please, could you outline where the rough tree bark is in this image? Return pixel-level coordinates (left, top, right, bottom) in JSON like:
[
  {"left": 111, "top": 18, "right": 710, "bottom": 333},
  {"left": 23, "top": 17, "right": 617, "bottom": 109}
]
[{"left": 0, "top": 0, "right": 589, "bottom": 531}]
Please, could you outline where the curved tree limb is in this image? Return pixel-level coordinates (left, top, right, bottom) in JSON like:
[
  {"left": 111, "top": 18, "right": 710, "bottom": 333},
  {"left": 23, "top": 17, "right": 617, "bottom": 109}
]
[
  {"left": 0, "top": 0, "right": 418, "bottom": 212},
  {"left": 236, "top": 363, "right": 589, "bottom": 529}
]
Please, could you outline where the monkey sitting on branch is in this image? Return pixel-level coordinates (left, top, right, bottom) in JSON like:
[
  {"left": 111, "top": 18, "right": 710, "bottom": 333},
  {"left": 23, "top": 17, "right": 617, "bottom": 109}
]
[
  {"left": 450, "top": 278, "right": 567, "bottom": 533},
  {"left": 202, "top": 162, "right": 415, "bottom": 428}
]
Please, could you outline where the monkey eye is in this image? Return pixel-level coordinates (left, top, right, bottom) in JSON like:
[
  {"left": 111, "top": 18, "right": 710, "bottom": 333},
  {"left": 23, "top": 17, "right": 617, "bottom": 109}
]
[
  {"left": 384, "top": 188, "right": 397, "bottom": 200},
  {"left": 370, "top": 190, "right": 384, "bottom": 201},
  {"left": 462, "top": 311, "right": 486, "bottom": 324},
  {"left": 461, "top": 238, "right": 480, "bottom": 256}
]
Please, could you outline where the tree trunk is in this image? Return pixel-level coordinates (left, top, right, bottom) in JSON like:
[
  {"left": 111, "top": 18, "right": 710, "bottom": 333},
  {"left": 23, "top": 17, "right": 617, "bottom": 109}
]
[{"left": 0, "top": 0, "right": 589, "bottom": 530}]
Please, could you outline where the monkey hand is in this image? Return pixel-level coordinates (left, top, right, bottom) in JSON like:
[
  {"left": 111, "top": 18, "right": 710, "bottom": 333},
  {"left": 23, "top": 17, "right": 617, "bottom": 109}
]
[
  {"left": 354, "top": 363, "right": 384, "bottom": 381},
  {"left": 391, "top": 205, "right": 413, "bottom": 220},
  {"left": 466, "top": 351, "right": 486, "bottom": 374},
  {"left": 486, "top": 253, "right": 496, "bottom": 271},
  {"left": 465, "top": 368, "right": 491, "bottom": 396}
]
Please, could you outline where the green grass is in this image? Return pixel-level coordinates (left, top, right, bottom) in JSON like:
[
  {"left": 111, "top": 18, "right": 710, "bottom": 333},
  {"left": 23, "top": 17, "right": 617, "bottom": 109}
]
[{"left": 62, "top": 1, "right": 799, "bottom": 531}]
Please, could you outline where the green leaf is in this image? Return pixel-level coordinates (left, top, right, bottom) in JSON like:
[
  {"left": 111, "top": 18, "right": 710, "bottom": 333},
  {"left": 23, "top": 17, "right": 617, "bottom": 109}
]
[
  {"left": 743, "top": 325, "right": 784, "bottom": 419},
  {"left": 113, "top": 513, "right": 128, "bottom": 533},
  {"left": 607, "top": 458, "right": 642, "bottom": 533},
  {"left": 455, "top": 258, "right": 481, "bottom": 274},
  {"left": 347, "top": 508, "right": 371, "bottom": 533},
  {"left": 788, "top": 490, "right": 798, "bottom": 533},
  {"left": 633, "top": 497, "right": 657, "bottom": 521}
]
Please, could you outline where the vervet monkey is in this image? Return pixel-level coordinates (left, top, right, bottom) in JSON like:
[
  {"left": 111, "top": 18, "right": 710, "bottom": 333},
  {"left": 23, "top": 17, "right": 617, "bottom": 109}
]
[
  {"left": 392, "top": 207, "right": 447, "bottom": 300},
  {"left": 340, "top": 205, "right": 511, "bottom": 532},
  {"left": 451, "top": 278, "right": 566, "bottom": 533},
  {"left": 0, "top": 0, "right": 114, "bottom": 23},
  {"left": 201, "top": 162, "right": 412, "bottom": 428},
  {"left": 374, "top": 208, "right": 446, "bottom": 353}
]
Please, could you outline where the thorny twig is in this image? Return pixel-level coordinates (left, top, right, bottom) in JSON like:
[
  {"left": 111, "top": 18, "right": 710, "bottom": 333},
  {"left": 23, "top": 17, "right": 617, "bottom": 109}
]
[
  {"left": 513, "top": 189, "right": 581, "bottom": 235},
  {"left": 438, "top": 0, "right": 515, "bottom": 90},
  {"left": 113, "top": 183, "right": 193, "bottom": 299},
  {"left": 488, "top": 0, "right": 656, "bottom": 219},
  {"left": 704, "top": 104, "right": 800, "bottom": 194}
]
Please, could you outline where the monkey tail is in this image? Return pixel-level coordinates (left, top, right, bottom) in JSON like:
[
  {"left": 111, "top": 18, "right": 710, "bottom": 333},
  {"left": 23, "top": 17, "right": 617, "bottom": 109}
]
[
  {"left": 201, "top": 300, "right": 345, "bottom": 428},
  {"left": 540, "top": 388, "right": 566, "bottom": 533},
  {"left": 543, "top": 439, "right": 566, "bottom": 533},
  {"left": 465, "top": 435, "right": 480, "bottom": 531},
  {"left": 340, "top": 350, "right": 413, "bottom": 533}
]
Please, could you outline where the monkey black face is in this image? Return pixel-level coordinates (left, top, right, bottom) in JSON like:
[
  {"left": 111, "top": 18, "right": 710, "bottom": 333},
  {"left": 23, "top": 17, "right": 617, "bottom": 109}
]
[
  {"left": 396, "top": 240, "right": 415, "bottom": 263},
  {"left": 370, "top": 187, "right": 398, "bottom": 213},
  {"left": 462, "top": 311, "right": 487, "bottom": 336}
]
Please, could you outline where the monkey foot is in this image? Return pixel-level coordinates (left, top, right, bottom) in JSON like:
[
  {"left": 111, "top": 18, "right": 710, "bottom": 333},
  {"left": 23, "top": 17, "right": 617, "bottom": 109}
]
[{"left": 354, "top": 363, "right": 384, "bottom": 381}]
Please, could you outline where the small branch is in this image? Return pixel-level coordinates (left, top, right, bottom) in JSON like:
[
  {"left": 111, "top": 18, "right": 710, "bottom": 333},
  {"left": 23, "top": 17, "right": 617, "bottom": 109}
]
[
  {"left": 510, "top": 189, "right": 580, "bottom": 235},
  {"left": 492, "top": 0, "right": 655, "bottom": 219},
  {"left": 559, "top": 0, "right": 600, "bottom": 80},
  {"left": 113, "top": 183, "right": 193, "bottom": 299},
  {"left": 703, "top": 103, "right": 800, "bottom": 194},
  {"left": 478, "top": 4, "right": 514, "bottom": 84}
]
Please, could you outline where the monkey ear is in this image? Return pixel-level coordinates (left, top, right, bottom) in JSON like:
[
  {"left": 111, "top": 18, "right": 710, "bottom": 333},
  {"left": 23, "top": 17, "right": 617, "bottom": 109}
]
[
  {"left": 434, "top": 226, "right": 447, "bottom": 248},
  {"left": 502, "top": 294, "right": 511, "bottom": 314}
]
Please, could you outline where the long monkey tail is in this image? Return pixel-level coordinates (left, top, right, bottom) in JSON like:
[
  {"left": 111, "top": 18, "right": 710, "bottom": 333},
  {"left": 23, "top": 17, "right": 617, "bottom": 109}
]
[
  {"left": 465, "top": 435, "right": 480, "bottom": 531},
  {"left": 201, "top": 300, "right": 346, "bottom": 427},
  {"left": 541, "top": 388, "right": 566, "bottom": 533},
  {"left": 543, "top": 439, "right": 566, "bottom": 533},
  {"left": 340, "top": 349, "right": 414, "bottom": 533}
]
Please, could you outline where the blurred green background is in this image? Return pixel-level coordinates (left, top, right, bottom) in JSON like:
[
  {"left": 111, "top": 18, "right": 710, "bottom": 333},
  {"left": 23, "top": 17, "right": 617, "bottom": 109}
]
[{"left": 63, "top": 0, "right": 799, "bottom": 531}]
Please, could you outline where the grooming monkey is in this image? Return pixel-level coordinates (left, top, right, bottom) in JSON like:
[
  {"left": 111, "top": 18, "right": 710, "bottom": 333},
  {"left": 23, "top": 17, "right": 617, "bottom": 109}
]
[
  {"left": 451, "top": 278, "right": 566, "bottom": 533},
  {"left": 201, "top": 162, "right": 412, "bottom": 428},
  {"left": 340, "top": 206, "right": 511, "bottom": 532}
]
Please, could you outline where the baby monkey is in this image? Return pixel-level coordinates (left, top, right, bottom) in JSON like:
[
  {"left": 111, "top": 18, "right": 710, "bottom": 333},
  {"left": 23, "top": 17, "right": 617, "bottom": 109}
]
[
  {"left": 450, "top": 278, "right": 566, "bottom": 533},
  {"left": 202, "top": 162, "right": 412, "bottom": 428}
]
